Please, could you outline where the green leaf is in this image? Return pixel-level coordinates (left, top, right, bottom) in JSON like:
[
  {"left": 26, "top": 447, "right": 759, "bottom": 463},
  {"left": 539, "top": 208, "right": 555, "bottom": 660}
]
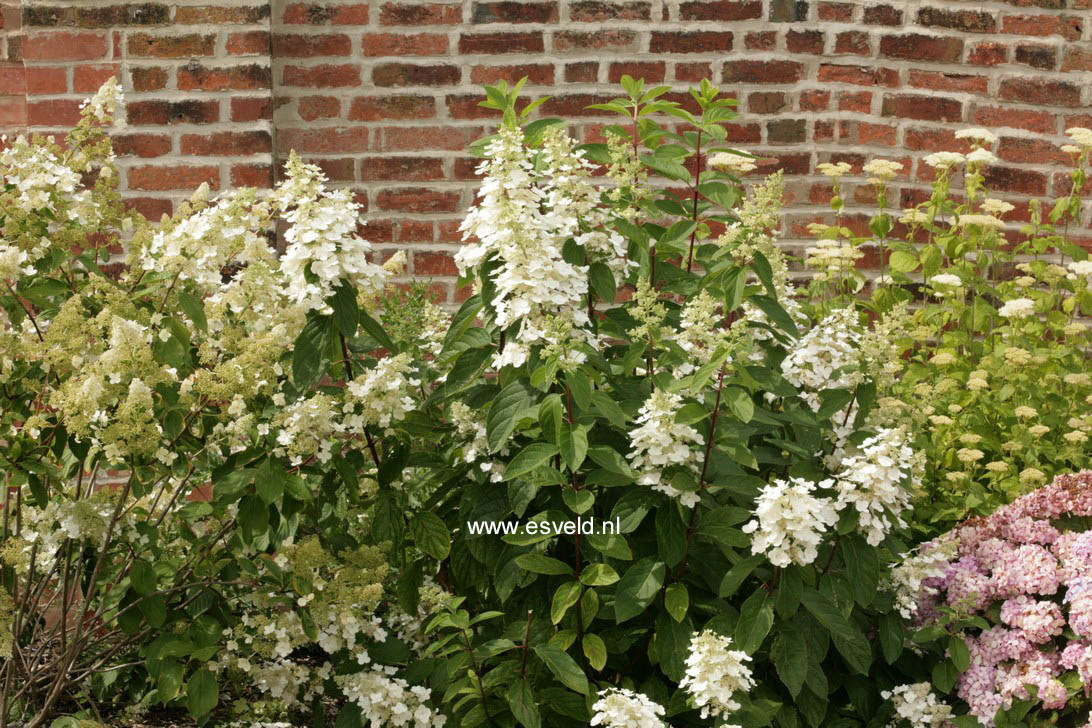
[
  {"left": 719, "top": 554, "right": 764, "bottom": 598},
  {"left": 749, "top": 294, "right": 799, "bottom": 337},
  {"left": 256, "top": 458, "right": 287, "bottom": 505},
  {"left": 334, "top": 704, "right": 363, "bottom": 728},
  {"left": 589, "top": 391, "right": 628, "bottom": 429},
  {"left": 560, "top": 426, "right": 588, "bottom": 470},
  {"left": 358, "top": 309, "right": 396, "bottom": 352},
  {"left": 506, "top": 443, "right": 560, "bottom": 480},
  {"left": 843, "top": 537, "right": 879, "bottom": 607},
  {"left": 515, "top": 553, "right": 572, "bottom": 575},
  {"left": 801, "top": 589, "right": 871, "bottom": 674},
  {"left": 772, "top": 626, "right": 808, "bottom": 698},
  {"left": 238, "top": 494, "right": 269, "bottom": 545},
  {"left": 665, "top": 583, "right": 689, "bottom": 622},
  {"left": 177, "top": 290, "right": 207, "bottom": 332},
  {"left": 879, "top": 613, "right": 903, "bottom": 664},
  {"left": 888, "top": 250, "right": 919, "bottom": 273},
  {"left": 292, "top": 314, "right": 333, "bottom": 390},
  {"left": 331, "top": 281, "right": 359, "bottom": 337},
  {"left": 539, "top": 394, "right": 563, "bottom": 445},
  {"left": 589, "top": 262, "right": 617, "bottom": 303},
  {"left": 949, "top": 636, "right": 970, "bottom": 673},
  {"left": 534, "top": 645, "right": 589, "bottom": 695},
  {"left": 582, "top": 634, "right": 607, "bottom": 671},
  {"left": 185, "top": 668, "right": 218, "bottom": 719},
  {"left": 725, "top": 387, "right": 754, "bottom": 423},
  {"left": 411, "top": 513, "right": 451, "bottom": 560},
  {"left": 932, "top": 660, "right": 959, "bottom": 694},
  {"left": 487, "top": 381, "right": 531, "bottom": 453},
  {"left": 130, "top": 559, "right": 157, "bottom": 596},
  {"left": 552, "top": 581, "right": 582, "bottom": 624},
  {"left": 735, "top": 590, "right": 774, "bottom": 653},
  {"left": 614, "top": 558, "right": 665, "bottom": 623},
  {"left": 506, "top": 679, "right": 541, "bottom": 728},
  {"left": 580, "top": 563, "right": 619, "bottom": 586}
]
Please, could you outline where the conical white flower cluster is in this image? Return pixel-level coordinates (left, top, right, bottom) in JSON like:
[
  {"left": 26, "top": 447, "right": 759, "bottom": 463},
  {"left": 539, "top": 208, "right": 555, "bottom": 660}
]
[
  {"left": 628, "top": 389, "right": 705, "bottom": 507},
  {"left": 742, "top": 477, "right": 839, "bottom": 567},
  {"left": 590, "top": 687, "right": 668, "bottom": 728},
  {"left": 780, "top": 307, "right": 864, "bottom": 410},
  {"left": 835, "top": 427, "right": 916, "bottom": 546},
  {"left": 680, "top": 630, "right": 755, "bottom": 720}
]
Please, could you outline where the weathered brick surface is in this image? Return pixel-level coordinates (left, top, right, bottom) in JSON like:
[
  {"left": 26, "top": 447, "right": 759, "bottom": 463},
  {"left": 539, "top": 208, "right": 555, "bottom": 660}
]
[{"left": 3, "top": 0, "right": 1091, "bottom": 299}]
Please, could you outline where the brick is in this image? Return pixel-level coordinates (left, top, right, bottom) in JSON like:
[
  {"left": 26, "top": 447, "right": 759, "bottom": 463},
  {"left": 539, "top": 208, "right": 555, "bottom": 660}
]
[
  {"left": 113, "top": 133, "right": 171, "bottom": 158},
  {"left": 378, "top": 125, "right": 483, "bottom": 151},
  {"left": 282, "top": 64, "right": 360, "bottom": 87},
  {"left": 471, "top": 2, "right": 558, "bottom": 23},
  {"left": 362, "top": 33, "right": 448, "bottom": 56},
  {"left": 971, "top": 107, "right": 1056, "bottom": 134},
  {"left": 609, "top": 61, "right": 665, "bottom": 83},
  {"left": 1001, "top": 14, "right": 1083, "bottom": 40},
  {"left": 126, "top": 99, "right": 220, "bottom": 125},
  {"left": 0, "top": 67, "right": 26, "bottom": 95},
  {"left": 447, "top": 94, "right": 533, "bottom": 119},
  {"left": 231, "top": 164, "right": 273, "bottom": 188},
  {"left": 879, "top": 34, "right": 963, "bottom": 63},
  {"left": 25, "top": 31, "right": 107, "bottom": 60},
  {"left": 997, "top": 137, "right": 1071, "bottom": 165},
  {"left": 129, "top": 165, "right": 218, "bottom": 191},
  {"left": 1062, "top": 47, "right": 1092, "bottom": 72},
  {"left": 178, "top": 64, "right": 271, "bottom": 91},
  {"left": 834, "top": 31, "right": 869, "bottom": 55},
  {"left": 818, "top": 64, "right": 900, "bottom": 87},
  {"left": 998, "top": 0, "right": 1064, "bottom": 9},
  {"left": 984, "top": 166, "right": 1047, "bottom": 196},
  {"left": 277, "top": 127, "right": 370, "bottom": 154},
  {"left": 745, "top": 31, "right": 777, "bottom": 51},
  {"left": 175, "top": 5, "right": 271, "bottom": 24},
  {"left": 675, "top": 62, "right": 713, "bottom": 82},
  {"left": 373, "top": 63, "right": 460, "bottom": 87},
  {"left": 231, "top": 97, "right": 272, "bottom": 122},
  {"left": 724, "top": 60, "right": 803, "bottom": 84},
  {"left": 881, "top": 94, "right": 963, "bottom": 122},
  {"left": 838, "top": 90, "right": 872, "bottom": 113},
  {"left": 399, "top": 221, "right": 434, "bottom": 243},
  {"left": 127, "top": 32, "right": 215, "bottom": 58},
  {"left": 310, "top": 159, "right": 353, "bottom": 181},
  {"left": 1014, "top": 44, "right": 1056, "bottom": 70},
  {"left": 799, "top": 89, "right": 830, "bottom": 111},
  {"left": 181, "top": 131, "right": 271, "bottom": 156},
  {"left": 769, "top": 0, "right": 808, "bottom": 22},
  {"left": 570, "top": 1, "right": 651, "bottom": 20},
  {"left": 359, "top": 157, "right": 445, "bottom": 181},
  {"left": 748, "top": 92, "right": 787, "bottom": 114},
  {"left": 413, "top": 251, "right": 458, "bottom": 276},
  {"left": 471, "top": 64, "right": 554, "bottom": 85},
  {"left": 787, "top": 29, "right": 824, "bottom": 54},
  {"left": 297, "top": 96, "right": 341, "bottom": 121},
  {"left": 379, "top": 2, "right": 461, "bottom": 24},
  {"left": 554, "top": 30, "right": 638, "bottom": 52},
  {"left": 814, "top": 120, "right": 836, "bottom": 142},
  {"left": 540, "top": 93, "right": 616, "bottom": 116},
  {"left": 854, "top": 121, "right": 898, "bottom": 146},
  {"left": 272, "top": 33, "right": 352, "bottom": 57},
  {"left": 130, "top": 67, "right": 167, "bottom": 92},
  {"left": 679, "top": 0, "right": 761, "bottom": 20},
  {"left": 651, "top": 31, "right": 734, "bottom": 53},
  {"left": 350, "top": 95, "right": 436, "bottom": 121},
  {"left": 917, "top": 7, "right": 996, "bottom": 32},
  {"left": 968, "top": 42, "right": 1008, "bottom": 66},
  {"left": 818, "top": 2, "right": 854, "bottom": 21},
  {"left": 908, "top": 70, "right": 989, "bottom": 94},
  {"left": 459, "top": 32, "right": 544, "bottom": 54},
  {"left": 227, "top": 31, "right": 269, "bottom": 56},
  {"left": 565, "top": 61, "right": 599, "bottom": 82},
  {"left": 127, "top": 197, "right": 173, "bottom": 220},
  {"left": 281, "top": 3, "right": 369, "bottom": 24},
  {"left": 863, "top": 5, "right": 902, "bottom": 24},
  {"left": 999, "top": 78, "right": 1081, "bottom": 108},
  {"left": 377, "top": 188, "right": 460, "bottom": 213},
  {"left": 24, "top": 67, "right": 65, "bottom": 94},
  {"left": 904, "top": 126, "right": 965, "bottom": 152},
  {"left": 71, "top": 64, "right": 119, "bottom": 93}
]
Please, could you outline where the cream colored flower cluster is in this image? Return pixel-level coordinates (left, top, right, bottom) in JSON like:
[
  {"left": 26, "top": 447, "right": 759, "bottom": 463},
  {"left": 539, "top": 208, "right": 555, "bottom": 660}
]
[
  {"left": 680, "top": 630, "right": 755, "bottom": 720},
  {"left": 742, "top": 477, "right": 839, "bottom": 567},
  {"left": 628, "top": 389, "right": 706, "bottom": 507}
]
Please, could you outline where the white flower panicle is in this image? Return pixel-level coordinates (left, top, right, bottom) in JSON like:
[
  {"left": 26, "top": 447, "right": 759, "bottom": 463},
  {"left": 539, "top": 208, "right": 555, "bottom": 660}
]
[
  {"left": 680, "top": 630, "right": 756, "bottom": 720},
  {"left": 628, "top": 389, "right": 705, "bottom": 507},
  {"left": 336, "top": 665, "right": 447, "bottom": 728},
  {"left": 591, "top": 688, "right": 668, "bottom": 728},
  {"left": 457, "top": 124, "right": 625, "bottom": 369},
  {"left": 273, "top": 154, "right": 389, "bottom": 313},
  {"left": 343, "top": 353, "right": 419, "bottom": 434},
  {"left": 998, "top": 297, "right": 1035, "bottom": 319},
  {"left": 743, "top": 477, "right": 838, "bottom": 567},
  {"left": 0, "top": 137, "right": 81, "bottom": 215},
  {"left": 883, "top": 683, "right": 954, "bottom": 728},
  {"left": 888, "top": 537, "right": 960, "bottom": 619},
  {"left": 834, "top": 427, "right": 916, "bottom": 546},
  {"left": 780, "top": 307, "right": 863, "bottom": 411}
]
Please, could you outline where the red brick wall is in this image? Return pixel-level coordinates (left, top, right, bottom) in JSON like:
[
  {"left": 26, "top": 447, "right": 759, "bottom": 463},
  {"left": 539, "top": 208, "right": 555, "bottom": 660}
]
[{"left": 4, "top": 0, "right": 1092, "bottom": 301}]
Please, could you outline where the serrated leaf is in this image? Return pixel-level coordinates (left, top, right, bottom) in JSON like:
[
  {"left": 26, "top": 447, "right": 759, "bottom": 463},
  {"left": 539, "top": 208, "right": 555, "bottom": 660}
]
[
  {"left": 534, "top": 645, "right": 589, "bottom": 695},
  {"left": 665, "top": 583, "right": 688, "bottom": 622},
  {"left": 772, "top": 625, "right": 808, "bottom": 697},
  {"left": 185, "top": 668, "right": 218, "bottom": 719},
  {"left": 580, "top": 563, "right": 619, "bottom": 586},
  {"left": 560, "top": 426, "right": 588, "bottom": 470},
  {"left": 411, "top": 513, "right": 451, "bottom": 560},
  {"left": 614, "top": 558, "right": 665, "bottom": 623},
  {"left": 582, "top": 634, "right": 607, "bottom": 671},
  {"left": 589, "top": 262, "right": 617, "bottom": 303},
  {"left": 487, "top": 381, "right": 531, "bottom": 453},
  {"left": 735, "top": 589, "right": 774, "bottom": 653},
  {"left": 552, "top": 581, "right": 582, "bottom": 624},
  {"left": 506, "top": 443, "right": 560, "bottom": 480},
  {"left": 515, "top": 553, "right": 572, "bottom": 575},
  {"left": 506, "top": 679, "right": 541, "bottom": 728},
  {"left": 292, "top": 314, "right": 332, "bottom": 390}
]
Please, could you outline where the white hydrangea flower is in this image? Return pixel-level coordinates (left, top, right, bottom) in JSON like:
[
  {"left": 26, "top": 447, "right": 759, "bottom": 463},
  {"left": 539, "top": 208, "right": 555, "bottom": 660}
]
[
  {"left": 680, "top": 630, "right": 755, "bottom": 720},
  {"left": 449, "top": 401, "right": 506, "bottom": 481},
  {"left": 336, "top": 665, "right": 446, "bottom": 728},
  {"left": 923, "top": 152, "right": 965, "bottom": 169},
  {"left": 998, "top": 297, "right": 1035, "bottom": 319},
  {"left": 883, "top": 682, "right": 953, "bottom": 728},
  {"left": 862, "top": 158, "right": 903, "bottom": 182},
  {"left": 834, "top": 427, "right": 916, "bottom": 546},
  {"left": 743, "top": 477, "right": 838, "bottom": 567},
  {"left": 80, "top": 76, "right": 124, "bottom": 128},
  {"left": 955, "top": 128, "right": 998, "bottom": 146},
  {"left": 0, "top": 137, "right": 81, "bottom": 213},
  {"left": 628, "top": 389, "right": 705, "bottom": 507},
  {"left": 965, "top": 148, "right": 997, "bottom": 165},
  {"left": 343, "top": 353, "right": 419, "bottom": 434},
  {"left": 887, "top": 536, "right": 960, "bottom": 619},
  {"left": 591, "top": 688, "right": 668, "bottom": 728},
  {"left": 780, "top": 307, "right": 863, "bottom": 411}
]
